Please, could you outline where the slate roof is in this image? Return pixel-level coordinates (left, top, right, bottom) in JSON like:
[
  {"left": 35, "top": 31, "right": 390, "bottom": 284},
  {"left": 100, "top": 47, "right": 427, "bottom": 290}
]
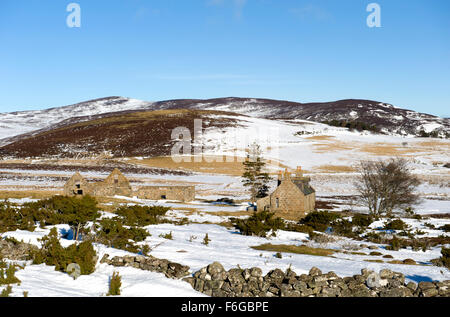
[{"left": 292, "top": 180, "right": 315, "bottom": 196}]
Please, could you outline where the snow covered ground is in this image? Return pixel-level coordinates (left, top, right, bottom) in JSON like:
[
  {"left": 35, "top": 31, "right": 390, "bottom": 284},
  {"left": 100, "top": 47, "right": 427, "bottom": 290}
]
[
  {"left": 0, "top": 111, "right": 449, "bottom": 297},
  {"left": 2, "top": 217, "right": 450, "bottom": 297}
]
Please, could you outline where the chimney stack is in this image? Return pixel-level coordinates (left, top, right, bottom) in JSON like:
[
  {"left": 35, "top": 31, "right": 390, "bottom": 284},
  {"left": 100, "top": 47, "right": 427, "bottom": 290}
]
[{"left": 296, "top": 166, "right": 303, "bottom": 177}]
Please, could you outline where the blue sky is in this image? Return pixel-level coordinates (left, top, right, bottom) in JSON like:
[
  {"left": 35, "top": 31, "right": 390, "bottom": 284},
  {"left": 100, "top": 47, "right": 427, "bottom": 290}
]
[{"left": 0, "top": 0, "right": 449, "bottom": 116}]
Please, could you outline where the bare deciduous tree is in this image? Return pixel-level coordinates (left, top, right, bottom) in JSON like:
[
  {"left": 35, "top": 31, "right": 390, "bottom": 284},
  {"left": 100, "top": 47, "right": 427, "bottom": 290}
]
[{"left": 354, "top": 158, "right": 421, "bottom": 216}]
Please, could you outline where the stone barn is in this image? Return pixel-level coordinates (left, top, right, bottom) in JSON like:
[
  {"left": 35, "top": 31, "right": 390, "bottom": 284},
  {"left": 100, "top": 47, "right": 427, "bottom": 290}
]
[
  {"left": 135, "top": 186, "right": 195, "bottom": 202},
  {"left": 256, "top": 167, "right": 315, "bottom": 221},
  {"left": 64, "top": 172, "right": 92, "bottom": 196},
  {"left": 92, "top": 168, "right": 133, "bottom": 197}
]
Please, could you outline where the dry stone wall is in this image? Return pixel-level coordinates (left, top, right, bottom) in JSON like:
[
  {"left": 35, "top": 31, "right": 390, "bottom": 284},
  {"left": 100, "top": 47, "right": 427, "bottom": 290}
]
[
  {"left": 183, "top": 262, "right": 450, "bottom": 297},
  {"left": 3, "top": 241, "right": 447, "bottom": 298},
  {"left": 99, "top": 254, "right": 190, "bottom": 279}
]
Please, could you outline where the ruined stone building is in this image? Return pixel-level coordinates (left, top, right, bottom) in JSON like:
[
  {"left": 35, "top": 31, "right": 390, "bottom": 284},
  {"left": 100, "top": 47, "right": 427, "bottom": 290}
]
[
  {"left": 135, "top": 186, "right": 195, "bottom": 202},
  {"left": 64, "top": 168, "right": 195, "bottom": 202},
  {"left": 256, "top": 167, "right": 315, "bottom": 221},
  {"left": 63, "top": 172, "right": 92, "bottom": 196},
  {"left": 91, "top": 168, "right": 133, "bottom": 197}
]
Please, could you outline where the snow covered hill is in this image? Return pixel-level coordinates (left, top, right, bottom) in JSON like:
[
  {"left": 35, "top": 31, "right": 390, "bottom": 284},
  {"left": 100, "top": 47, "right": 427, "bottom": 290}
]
[
  {"left": 0, "top": 97, "right": 153, "bottom": 142},
  {"left": 151, "top": 98, "right": 450, "bottom": 138},
  {"left": 1, "top": 97, "right": 449, "bottom": 146}
]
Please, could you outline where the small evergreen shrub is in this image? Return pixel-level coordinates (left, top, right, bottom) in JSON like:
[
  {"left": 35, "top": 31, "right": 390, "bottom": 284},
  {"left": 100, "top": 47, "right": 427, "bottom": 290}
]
[
  {"left": 1, "top": 195, "right": 100, "bottom": 239},
  {"left": 202, "top": 233, "right": 211, "bottom": 246},
  {"left": 352, "top": 214, "right": 373, "bottom": 227},
  {"left": 299, "top": 211, "right": 341, "bottom": 232},
  {"left": 0, "top": 264, "right": 21, "bottom": 285},
  {"left": 0, "top": 285, "right": 12, "bottom": 297},
  {"left": 31, "top": 228, "right": 97, "bottom": 275},
  {"left": 232, "top": 210, "right": 286, "bottom": 237},
  {"left": 115, "top": 205, "right": 170, "bottom": 226},
  {"left": 432, "top": 247, "right": 450, "bottom": 268},
  {"left": 107, "top": 271, "right": 122, "bottom": 296},
  {"left": 159, "top": 231, "right": 173, "bottom": 240},
  {"left": 384, "top": 219, "right": 408, "bottom": 231},
  {"left": 363, "top": 231, "right": 385, "bottom": 244},
  {"left": 284, "top": 223, "right": 314, "bottom": 235},
  {"left": 94, "top": 218, "right": 150, "bottom": 254},
  {"left": 331, "top": 219, "right": 355, "bottom": 238},
  {"left": 385, "top": 235, "right": 402, "bottom": 251},
  {"left": 439, "top": 224, "right": 450, "bottom": 232},
  {"left": 0, "top": 201, "right": 36, "bottom": 233}
]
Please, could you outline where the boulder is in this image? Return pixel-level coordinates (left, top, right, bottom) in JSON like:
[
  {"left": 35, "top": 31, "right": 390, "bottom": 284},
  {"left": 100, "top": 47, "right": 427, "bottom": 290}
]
[
  {"left": 309, "top": 267, "right": 322, "bottom": 277},
  {"left": 207, "top": 262, "right": 225, "bottom": 275},
  {"left": 366, "top": 272, "right": 382, "bottom": 289}
]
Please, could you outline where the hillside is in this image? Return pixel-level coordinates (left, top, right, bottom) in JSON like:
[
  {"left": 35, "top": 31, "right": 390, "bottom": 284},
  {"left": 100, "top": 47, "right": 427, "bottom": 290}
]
[
  {"left": 0, "top": 97, "right": 448, "bottom": 147},
  {"left": 0, "top": 109, "right": 242, "bottom": 158},
  {"left": 151, "top": 97, "right": 450, "bottom": 137},
  {"left": 0, "top": 97, "right": 153, "bottom": 143}
]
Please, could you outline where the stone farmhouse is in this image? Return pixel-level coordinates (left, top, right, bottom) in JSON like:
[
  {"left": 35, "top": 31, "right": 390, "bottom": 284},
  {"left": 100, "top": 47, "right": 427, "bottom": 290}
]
[
  {"left": 256, "top": 167, "right": 316, "bottom": 221},
  {"left": 64, "top": 168, "right": 195, "bottom": 202}
]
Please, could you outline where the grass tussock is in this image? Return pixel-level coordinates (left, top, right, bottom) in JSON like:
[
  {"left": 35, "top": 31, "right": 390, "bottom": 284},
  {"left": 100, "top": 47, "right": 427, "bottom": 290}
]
[
  {"left": 364, "top": 259, "right": 384, "bottom": 263},
  {"left": 251, "top": 243, "right": 335, "bottom": 257}
]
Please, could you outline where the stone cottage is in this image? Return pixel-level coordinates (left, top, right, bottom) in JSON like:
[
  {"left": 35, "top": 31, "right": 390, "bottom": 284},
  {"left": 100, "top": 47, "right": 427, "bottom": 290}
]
[
  {"left": 135, "top": 186, "right": 195, "bottom": 202},
  {"left": 256, "top": 166, "right": 315, "bottom": 221}
]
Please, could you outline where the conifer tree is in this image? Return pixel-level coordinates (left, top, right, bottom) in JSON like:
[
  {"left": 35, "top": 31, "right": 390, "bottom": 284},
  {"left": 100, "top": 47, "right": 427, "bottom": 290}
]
[
  {"left": 242, "top": 143, "right": 271, "bottom": 204},
  {"left": 107, "top": 271, "right": 122, "bottom": 296}
]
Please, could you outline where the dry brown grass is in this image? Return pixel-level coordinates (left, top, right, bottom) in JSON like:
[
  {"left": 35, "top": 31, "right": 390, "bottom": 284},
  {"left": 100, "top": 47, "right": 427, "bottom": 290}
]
[
  {"left": 349, "top": 251, "right": 367, "bottom": 256},
  {"left": 306, "top": 135, "right": 336, "bottom": 141},
  {"left": 206, "top": 210, "right": 252, "bottom": 217},
  {"left": 315, "top": 165, "right": 356, "bottom": 173},
  {"left": 129, "top": 156, "right": 245, "bottom": 176},
  {"left": 361, "top": 143, "right": 432, "bottom": 156},
  {"left": 418, "top": 140, "right": 450, "bottom": 148},
  {"left": 314, "top": 143, "right": 354, "bottom": 152},
  {"left": 387, "top": 259, "right": 418, "bottom": 265},
  {"left": 364, "top": 259, "right": 384, "bottom": 263},
  {"left": 0, "top": 190, "right": 62, "bottom": 200},
  {"left": 251, "top": 243, "right": 335, "bottom": 257},
  {"left": 129, "top": 155, "right": 284, "bottom": 176}
]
